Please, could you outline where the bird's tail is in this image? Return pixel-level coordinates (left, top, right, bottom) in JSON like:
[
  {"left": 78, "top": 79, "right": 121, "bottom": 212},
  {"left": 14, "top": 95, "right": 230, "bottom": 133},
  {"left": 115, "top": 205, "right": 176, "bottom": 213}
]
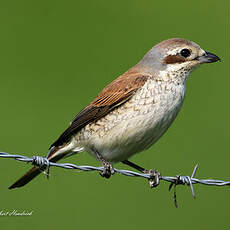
[
  {"left": 8, "top": 166, "right": 43, "bottom": 189},
  {"left": 8, "top": 146, "right": 74, "bottom": 190}
]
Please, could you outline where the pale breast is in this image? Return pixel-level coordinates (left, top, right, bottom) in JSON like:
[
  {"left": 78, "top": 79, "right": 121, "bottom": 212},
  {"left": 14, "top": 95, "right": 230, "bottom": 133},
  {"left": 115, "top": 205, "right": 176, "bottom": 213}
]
[{"left": 74, "top": 78, "right": 186, "bottom": 162}]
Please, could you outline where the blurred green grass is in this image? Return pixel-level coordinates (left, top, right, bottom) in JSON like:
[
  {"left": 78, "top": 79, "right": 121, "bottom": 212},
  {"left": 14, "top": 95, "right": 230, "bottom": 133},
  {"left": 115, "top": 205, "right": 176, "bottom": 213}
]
[{"left": 0, "top": 0, "right": 229, "bottom": 229}]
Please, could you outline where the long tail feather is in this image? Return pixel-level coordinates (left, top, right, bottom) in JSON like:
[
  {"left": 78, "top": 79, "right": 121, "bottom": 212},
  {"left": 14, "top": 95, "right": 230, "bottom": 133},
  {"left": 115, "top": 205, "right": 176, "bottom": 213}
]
[
  {"left": 8, "top": 166, "right": 42, "bottom": 189},
  {"left": 8, "top": 147, "right": 65, "bottom": 190}
]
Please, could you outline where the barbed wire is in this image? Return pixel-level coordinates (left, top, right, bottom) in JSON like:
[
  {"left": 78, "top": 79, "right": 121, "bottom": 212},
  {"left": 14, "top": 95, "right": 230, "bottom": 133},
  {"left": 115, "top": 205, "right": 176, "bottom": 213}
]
[{"left": 1, "top": 151, "right": 229, "bottom": 207}]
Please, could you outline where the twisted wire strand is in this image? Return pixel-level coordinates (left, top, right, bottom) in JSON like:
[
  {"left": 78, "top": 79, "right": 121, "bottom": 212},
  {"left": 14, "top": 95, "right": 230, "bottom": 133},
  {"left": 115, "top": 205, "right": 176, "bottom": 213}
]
[{"left": 1, "top": 152, "right": 230, "bottom": 207}]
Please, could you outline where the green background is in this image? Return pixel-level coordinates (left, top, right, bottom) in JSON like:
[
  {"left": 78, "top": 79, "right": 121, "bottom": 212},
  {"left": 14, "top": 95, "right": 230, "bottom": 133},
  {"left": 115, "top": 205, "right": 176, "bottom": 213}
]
[{"left": 0, "top": 0, "right": 229, "bottom": 229}]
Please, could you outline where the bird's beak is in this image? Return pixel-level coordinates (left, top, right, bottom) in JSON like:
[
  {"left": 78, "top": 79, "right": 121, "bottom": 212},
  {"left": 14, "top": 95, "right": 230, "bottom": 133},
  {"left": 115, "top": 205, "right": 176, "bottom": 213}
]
[{"left": 198, "top": 51, "right": 221, "bottom": 63}]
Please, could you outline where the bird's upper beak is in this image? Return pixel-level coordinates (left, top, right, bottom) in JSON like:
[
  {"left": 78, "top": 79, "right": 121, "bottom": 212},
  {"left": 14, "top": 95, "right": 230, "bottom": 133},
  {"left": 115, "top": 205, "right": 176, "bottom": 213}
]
[{"left": 198, "top": 51, "right": 221, "bottom": 63}]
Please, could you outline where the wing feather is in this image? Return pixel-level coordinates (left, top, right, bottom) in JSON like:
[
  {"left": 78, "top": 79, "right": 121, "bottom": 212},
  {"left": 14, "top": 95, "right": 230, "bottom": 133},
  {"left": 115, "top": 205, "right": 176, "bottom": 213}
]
[{"left": 49, "top": 72, "right": 149, "bottom": 150}]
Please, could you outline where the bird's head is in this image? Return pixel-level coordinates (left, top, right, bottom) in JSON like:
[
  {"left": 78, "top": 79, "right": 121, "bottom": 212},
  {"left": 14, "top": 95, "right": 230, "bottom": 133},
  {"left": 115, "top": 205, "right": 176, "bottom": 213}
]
[{"left": 137, "top": 38, "right": 220, "bottom": 81}]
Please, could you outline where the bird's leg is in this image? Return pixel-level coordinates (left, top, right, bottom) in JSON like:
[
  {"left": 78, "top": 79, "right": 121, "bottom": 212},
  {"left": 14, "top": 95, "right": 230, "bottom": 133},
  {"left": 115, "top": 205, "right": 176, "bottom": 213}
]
[
  {"left": 96, "top": 153, "right": 115, "bottom": 179},
  {"left": 122, "top": 160, "right": 161, "bottom": 188}
]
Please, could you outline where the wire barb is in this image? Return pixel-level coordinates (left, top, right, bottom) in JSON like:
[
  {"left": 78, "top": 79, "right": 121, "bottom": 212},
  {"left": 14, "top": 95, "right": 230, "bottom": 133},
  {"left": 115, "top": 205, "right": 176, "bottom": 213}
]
[
  {"left": 1, "top": 152, "right": 230, "bottom": 207},
  {"left": 31, "top": 156, "right": 50, "bottom": 179},
  {"left": 168, "top": 165, "right": 198, "bottom": 207}
]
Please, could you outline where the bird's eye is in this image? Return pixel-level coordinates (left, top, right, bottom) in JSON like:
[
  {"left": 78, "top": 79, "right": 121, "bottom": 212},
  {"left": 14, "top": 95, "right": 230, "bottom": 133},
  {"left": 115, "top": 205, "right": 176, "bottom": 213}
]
[{"left": 180, "top": 49, "right": 191, "bottom": 58}]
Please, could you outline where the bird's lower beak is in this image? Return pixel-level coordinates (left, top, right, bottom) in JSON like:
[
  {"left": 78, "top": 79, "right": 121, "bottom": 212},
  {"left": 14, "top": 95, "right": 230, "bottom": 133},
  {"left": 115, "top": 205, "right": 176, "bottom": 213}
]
[{"left": 198, "top": 51, "right": 221, "bottom": 63}]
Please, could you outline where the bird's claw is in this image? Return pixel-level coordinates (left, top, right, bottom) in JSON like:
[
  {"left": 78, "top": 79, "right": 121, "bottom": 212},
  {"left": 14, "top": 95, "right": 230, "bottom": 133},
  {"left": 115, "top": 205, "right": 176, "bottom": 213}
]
[
  {"left": 100, "top": 162, "right": 115, "bottom": 179},
  {"left": 144, "top": 169, "right": 161, "bottom": 188},
  {"left": 96, "top": 152, "right": 115, "bottom": 179}
]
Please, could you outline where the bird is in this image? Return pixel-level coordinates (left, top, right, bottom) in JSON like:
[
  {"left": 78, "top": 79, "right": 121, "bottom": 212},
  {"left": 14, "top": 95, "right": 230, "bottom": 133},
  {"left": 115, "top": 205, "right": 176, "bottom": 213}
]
[{"left": 8, "top": 38, "right": 220, "bottom": 189}]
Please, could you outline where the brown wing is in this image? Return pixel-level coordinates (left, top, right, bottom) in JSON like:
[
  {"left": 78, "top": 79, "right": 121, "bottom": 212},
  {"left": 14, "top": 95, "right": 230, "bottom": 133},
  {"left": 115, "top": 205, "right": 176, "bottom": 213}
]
[{"left": 49, "top": 71, "right": 150, "bottom": 150}]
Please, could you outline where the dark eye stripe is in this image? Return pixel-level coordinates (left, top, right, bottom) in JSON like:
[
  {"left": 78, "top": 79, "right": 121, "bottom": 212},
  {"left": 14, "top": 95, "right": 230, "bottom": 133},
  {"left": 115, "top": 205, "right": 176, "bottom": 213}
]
[{"left": 163, "top": 55, "right": 185, "bottom": 64}]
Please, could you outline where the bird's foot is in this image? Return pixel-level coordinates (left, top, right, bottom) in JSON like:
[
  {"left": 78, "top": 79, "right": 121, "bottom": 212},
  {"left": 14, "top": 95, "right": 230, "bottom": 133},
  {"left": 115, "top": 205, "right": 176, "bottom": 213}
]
[
  {"left": 100, "top": 162, "right": 115, "bottom": 179},
  {"left": 121, "top": 160, "right": 161, "bottom": 188},
  {"left": 144, "top": 169, "right": 161, "bottom": 188},
  {"left": 96, "top": 152, "right": 115, "bottom": 179}
]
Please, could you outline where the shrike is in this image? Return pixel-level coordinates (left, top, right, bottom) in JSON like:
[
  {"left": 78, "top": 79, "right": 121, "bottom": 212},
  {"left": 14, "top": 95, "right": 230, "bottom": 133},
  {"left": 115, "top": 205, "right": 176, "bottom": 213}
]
[{"left": 9, "top": 38, "right": 220, "bottom": 189}]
